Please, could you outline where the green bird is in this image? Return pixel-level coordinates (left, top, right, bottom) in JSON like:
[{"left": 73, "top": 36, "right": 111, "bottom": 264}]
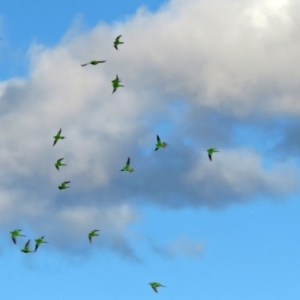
[
  {"left": 58, "top": 181, "right": 71, "bottom": 190},
  {"left": 114, "top": 35, "right": 124, "bottom": 50},
  {"left": 149, "top": 282, "right": 166, "bottom": 293},
  {"left": 88, "top": 230, "right": 100, "bottom": 243},
  {"left": 10, "top": 229, "right": 26, "bottom": 244},
  {"left": 21, "top": 240, "right": 34, "bottom": 253},
  {"left": 34, "top": 236, "right": 49, "bottom": 252},
  {"left": 81, "top": 60, "right": 106, "bottom": 67},
  {"left": 155, "top": 135, "right": 168, "bottom": 151},
  {"left": 207, "top": 148, "right": 219, "bottom": 161},
  {"left": 55, "top": 158, "right": 66, "bottom": 170},
  {"left": 53, "top": 128, "right": 65, "bottom": 146},
  {"left": 120, "top": 157, "right": 134, "bottom": 172},
  {"left": 112, "top": 74, "right": 124, "bottom": 94}
]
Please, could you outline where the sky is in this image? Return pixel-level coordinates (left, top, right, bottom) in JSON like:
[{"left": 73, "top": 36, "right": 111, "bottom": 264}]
[{"left": 0, "top": 0, "right": 300, "bottom": 299}]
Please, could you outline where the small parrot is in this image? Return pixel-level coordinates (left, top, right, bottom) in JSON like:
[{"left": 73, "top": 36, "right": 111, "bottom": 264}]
[
  {"left": 58, "top": 181, "right": 71, "bottom": 190},
  {"left": 120, "top": 157, "right": 134, "bottom": 172},
  {"left": 53, "top": 129, "right": 65, "bottom": 146},
  {"left": 112, "top": 74, "right": 124, "bottom": 94},
  {"left": 114, "top": 35, "right": 124, "bottom": 50},
  {"left": 149, "top": 282, "right": 166, "bottom": 293},
  {"left": 55, "top": 158, "right": 66, "bottom": 170},
  {"left": 155, "top": 135, "right": 168, "bottom": 151},
  {"left": 88, "top": 230, "right": 100, "bottom": 243},
  {"left": 81, "top": 60, "right": 106, "bottom": 67},
  {"left": 10, "top": 229, "right": 26, "bottom": 244},
  {"left": 21, "top": 240, "right": 34, "bottom": 253},
  {"left": 207, "top": 148, "right": 219, "bottom": 161},
  {"left": 34, "top": 236, "right": 49, "bottom": 252}
]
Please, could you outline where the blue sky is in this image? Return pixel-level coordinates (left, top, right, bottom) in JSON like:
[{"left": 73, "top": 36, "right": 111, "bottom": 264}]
[{"left": 0, "top": 0, "right": 300, "bottom": 299}]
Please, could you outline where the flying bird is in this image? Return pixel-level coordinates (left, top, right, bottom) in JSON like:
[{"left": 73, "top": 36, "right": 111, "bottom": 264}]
[
  {"left": 55, "top": 158, "right": 66, "bottom": 170},
  {"left": 112, "top": 74, "right": 124, "bottom": 94},
  {"left": 88, "top": 230, "right": 100, "bottom": 243},
  {"left": 58, "top": 181, "right": 71, "bottom": 190},
  {"left": 53, "top": 128, "right": 65, "bottom": 146},
  {"left": 149, "top": 282, "right": 166, "bottom": 293},
  {"left": 155, "top": 135, "right": 168, "bottom": 151},
  {"left": 114, "top": 35, "right": 124, "bottom": 50},
  {"left": 10, "top": 229, "right": 26, "bottom": 244},
  {"left": 81, "top": 60, "right": 106, "bottom": 67},
  {"left": 207, "top": 148, "right": 219, "bottom": 161},
  {"left": 34, "top": 236, "right": 49, "bottom": 252},
  {"left": 21, "top": 240, "right": 34, "bottom": 253},
  {"left": 120, "top": 157, "right": 134, "bottom": 172}
]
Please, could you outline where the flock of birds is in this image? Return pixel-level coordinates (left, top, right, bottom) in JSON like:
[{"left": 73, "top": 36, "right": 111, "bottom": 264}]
[{"left": 9, "top": 35, "right": 219, "bottom": 293}]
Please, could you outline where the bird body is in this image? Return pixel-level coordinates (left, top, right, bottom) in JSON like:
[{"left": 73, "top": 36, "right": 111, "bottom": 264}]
[
  {"left": 155, "top": 135, "right": 168, "bottom": 151},
  {"left": 120, "top": 157, "right": 134, "bottom": 172}
]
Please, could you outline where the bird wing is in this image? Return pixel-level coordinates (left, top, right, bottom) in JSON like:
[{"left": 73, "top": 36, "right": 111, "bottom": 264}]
[
  {"left": 53, "top": 139, "right": 57, "bottom": 146},
  {"left": 81, "top": 63, "right": 89, "bottom": 67},
  {"left": 208, "top": 154, "right": 212, "bottom": 161},
  {"left": 64, "top": 181, "right": 71, "bottom": 184},
  {"left": 58, "top": 158, "right": 64, "bottom": 162},
  {"left": 25, "top": 240, "right": 30, "bottom": 250},
  {"left": 126, "top": 157, "right": 130, "bottom": 166},
  {"left": 152, "top": 286, "right": 158, "bottom": 293},
  {"left": 58, "top": 129, "right": 62, "bottom": 135},
  {"left": 157, "top": 135, "right": 161, "bottom": 142},
  {"left": 12, "top": 236, "right": 16, "bottom": 244},
  {"left": 116, "top": 35, "right": 122, "bottom": 40}
]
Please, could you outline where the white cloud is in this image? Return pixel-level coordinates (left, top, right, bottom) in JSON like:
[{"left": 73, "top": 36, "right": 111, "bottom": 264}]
[{"left": 0, "top": 0, "right": 299, "bottom": 257}]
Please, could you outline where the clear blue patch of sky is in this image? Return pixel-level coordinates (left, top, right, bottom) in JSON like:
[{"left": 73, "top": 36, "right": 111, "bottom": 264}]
[{"left": 1, "top": 194, "right": 299, "bottom": 299}]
